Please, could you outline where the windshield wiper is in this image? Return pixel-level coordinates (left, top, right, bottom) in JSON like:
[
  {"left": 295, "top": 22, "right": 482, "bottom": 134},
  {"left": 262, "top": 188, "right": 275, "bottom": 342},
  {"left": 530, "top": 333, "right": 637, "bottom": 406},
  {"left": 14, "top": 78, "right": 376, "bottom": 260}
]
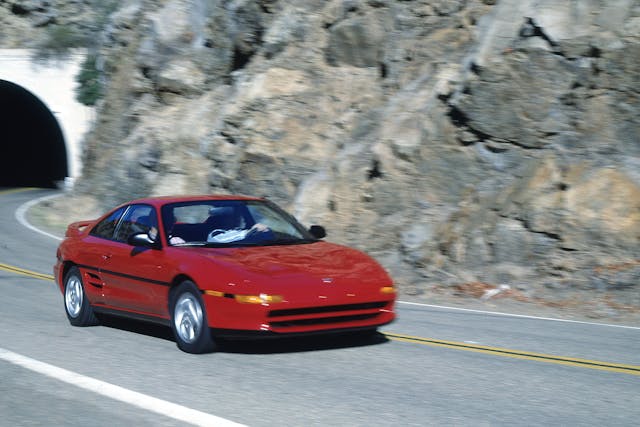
[
  {"left": 203, "top": 241, "right": 262, "bottom": 248},
  {"left": 266, "top": 238, "right": 318, "bottom": 246},
  {"left": 171, "top": 242, "right": 206, "bottom": 247},
  {"left": 199, "top": 238, "right": 319, "bottom": 248}
]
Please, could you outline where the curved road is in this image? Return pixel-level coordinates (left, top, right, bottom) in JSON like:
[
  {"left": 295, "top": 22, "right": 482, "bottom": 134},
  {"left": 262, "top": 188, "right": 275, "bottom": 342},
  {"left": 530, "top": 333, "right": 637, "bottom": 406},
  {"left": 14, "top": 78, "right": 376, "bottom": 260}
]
[{"left": 1, "top": 188, "right": 639, "bottom": 426}]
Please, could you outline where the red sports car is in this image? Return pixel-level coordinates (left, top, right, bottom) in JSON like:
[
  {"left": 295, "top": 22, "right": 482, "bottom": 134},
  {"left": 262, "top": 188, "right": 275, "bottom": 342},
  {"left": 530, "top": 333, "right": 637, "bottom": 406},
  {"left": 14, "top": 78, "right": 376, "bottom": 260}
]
[{"left": 54, "top": 195, "right": 396, "bottom": 353}]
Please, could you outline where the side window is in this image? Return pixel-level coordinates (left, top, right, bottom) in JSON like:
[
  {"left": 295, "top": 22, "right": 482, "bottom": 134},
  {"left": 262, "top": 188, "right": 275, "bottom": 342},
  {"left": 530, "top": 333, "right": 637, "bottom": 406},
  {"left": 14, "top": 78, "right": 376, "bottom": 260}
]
[
  {"left": 90, "top": 207, "right": 126, "bottom": 240},
  {"left": 114, "top": 204, "right": 158, "bottom": 243}
]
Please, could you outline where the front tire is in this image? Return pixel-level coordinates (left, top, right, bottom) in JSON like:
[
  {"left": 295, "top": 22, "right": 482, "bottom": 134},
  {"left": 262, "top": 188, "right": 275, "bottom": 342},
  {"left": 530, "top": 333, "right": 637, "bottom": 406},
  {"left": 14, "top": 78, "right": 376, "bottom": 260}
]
[
  {"left": 170, "top": 281, "right": 216, "bottom": 354},
  {"left": 64, "top": 266, "right": 99, "bottom": 326}
]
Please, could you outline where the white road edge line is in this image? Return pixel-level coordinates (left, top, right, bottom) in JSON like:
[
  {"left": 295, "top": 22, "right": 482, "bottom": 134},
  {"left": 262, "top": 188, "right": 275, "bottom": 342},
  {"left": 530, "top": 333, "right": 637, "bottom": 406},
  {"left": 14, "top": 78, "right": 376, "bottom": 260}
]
[
  {"left": 397, "top": 301, "right": 640, "bottom": 330},
  {"left": 15, "top": 193, "right": 640, "bottom": 331},
  {"left": 0, "top": 347, "right": 245, "bottom": 427},
  {"left": 15, "top": 193, "right": 63, "bottom": 241}
]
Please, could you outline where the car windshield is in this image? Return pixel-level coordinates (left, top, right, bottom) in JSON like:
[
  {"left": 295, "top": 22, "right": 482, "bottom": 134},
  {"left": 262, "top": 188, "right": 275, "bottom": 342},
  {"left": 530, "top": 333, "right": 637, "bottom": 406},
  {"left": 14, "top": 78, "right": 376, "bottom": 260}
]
[{"left": 161, "top": 200, "right": 317, "bottom": 247}]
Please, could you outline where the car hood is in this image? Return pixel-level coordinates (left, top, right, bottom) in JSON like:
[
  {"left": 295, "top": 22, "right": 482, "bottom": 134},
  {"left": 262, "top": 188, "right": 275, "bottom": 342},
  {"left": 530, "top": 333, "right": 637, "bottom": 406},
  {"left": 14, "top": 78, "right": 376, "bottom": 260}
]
[{"left": 192, "top": 241, "right": 391, "bottom": 288}]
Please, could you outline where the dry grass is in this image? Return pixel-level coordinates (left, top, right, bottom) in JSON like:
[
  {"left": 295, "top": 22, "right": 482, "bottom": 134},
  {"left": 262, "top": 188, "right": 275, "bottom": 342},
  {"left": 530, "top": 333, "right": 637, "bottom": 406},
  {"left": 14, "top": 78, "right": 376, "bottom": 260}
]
[{"left": 27, "top": 193, "right": 101, "bottom": 237}]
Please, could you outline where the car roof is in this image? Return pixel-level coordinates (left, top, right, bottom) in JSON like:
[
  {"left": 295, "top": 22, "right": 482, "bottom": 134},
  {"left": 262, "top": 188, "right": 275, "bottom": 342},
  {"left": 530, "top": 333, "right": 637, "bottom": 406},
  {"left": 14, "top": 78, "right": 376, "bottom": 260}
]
[{"left": 127, "top": 194, "right": 265, "bottom": 208}]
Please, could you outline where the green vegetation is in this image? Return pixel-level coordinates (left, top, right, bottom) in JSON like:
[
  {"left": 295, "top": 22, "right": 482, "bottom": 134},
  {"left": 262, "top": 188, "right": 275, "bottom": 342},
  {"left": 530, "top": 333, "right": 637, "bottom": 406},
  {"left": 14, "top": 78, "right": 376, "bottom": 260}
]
[
  {"left": 74, "top": 0, "right": 122, "bottom": 106},
  {"left": 30, "top": 0, "right": 123, "bottom": 105},
  {"left": 75, "top": 55, "right": 103, "bottom": 106}
]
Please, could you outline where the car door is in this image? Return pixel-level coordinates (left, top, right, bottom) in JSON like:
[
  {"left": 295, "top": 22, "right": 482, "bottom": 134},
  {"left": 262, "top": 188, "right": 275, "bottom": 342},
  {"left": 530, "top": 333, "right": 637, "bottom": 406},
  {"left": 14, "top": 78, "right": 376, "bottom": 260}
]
[
  {"left": 75, "top": 206, "right": 128, "bottom": 306},
  {"left": 99, "top": 204, "right": 171, "bottom": 317}
]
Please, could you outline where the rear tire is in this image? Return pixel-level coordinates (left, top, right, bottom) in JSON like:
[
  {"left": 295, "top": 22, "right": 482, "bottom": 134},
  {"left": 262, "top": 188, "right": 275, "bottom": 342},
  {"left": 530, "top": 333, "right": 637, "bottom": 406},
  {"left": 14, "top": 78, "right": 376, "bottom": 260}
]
[
  {"left": 64, "top": 266, "right": 99, "bottom": 326},
  {"left": 170, "top": 281, "right": 216, "bottom": 354}
]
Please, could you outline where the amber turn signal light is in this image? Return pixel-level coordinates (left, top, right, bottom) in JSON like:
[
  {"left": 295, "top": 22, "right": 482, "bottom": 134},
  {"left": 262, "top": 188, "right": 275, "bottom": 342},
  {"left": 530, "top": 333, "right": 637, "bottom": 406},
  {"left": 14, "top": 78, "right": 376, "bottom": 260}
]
[
  {"left": 235, "top": 294, "right": 284, "bottom": 304},
  {"left": 204, "top": 290, "right": 224, "bottom": 297}
]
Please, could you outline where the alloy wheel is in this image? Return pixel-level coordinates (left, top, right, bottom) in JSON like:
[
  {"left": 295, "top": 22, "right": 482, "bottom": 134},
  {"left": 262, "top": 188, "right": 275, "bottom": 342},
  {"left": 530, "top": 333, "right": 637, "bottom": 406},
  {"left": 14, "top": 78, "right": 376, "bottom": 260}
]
[
  {"left": 174, "top": 293, "right": 203, "bottom": 344},
  {"left": 65, "top": 275, "right": 83, "bottom": 318}
]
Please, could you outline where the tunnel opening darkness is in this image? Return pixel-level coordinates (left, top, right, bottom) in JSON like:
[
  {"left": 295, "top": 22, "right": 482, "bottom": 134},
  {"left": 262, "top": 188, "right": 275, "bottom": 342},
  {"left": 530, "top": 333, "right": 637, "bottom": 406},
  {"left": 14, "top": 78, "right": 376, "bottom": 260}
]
[{"left": 0, "top": 79, "right": 68, "bottom": 188}]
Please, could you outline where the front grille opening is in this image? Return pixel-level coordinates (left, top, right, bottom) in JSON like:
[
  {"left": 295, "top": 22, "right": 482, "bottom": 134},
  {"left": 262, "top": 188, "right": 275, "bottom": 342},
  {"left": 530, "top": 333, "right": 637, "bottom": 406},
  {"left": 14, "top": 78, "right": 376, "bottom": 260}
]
[
  {"left": 268, "top": 301, "right": 388, "bottom": 318},
  {"left": 270, "top": 313, "right": 379, "bottom": 328}
]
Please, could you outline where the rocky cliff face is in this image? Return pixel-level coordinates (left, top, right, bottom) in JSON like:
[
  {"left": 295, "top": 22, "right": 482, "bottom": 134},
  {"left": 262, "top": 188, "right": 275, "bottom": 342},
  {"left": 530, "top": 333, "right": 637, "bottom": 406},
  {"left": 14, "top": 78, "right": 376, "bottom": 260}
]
[
  {"left": 5, "top": 1, "right": 640, "bottom": 314},
  {"left": 0, "top": 1, "right": 115, "bottom": 51}
]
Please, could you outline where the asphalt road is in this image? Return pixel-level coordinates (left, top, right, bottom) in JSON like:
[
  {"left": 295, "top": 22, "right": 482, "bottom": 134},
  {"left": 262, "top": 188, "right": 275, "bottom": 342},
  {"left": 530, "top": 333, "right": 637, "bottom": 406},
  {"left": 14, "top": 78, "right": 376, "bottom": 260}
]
[{"left": 1, "top": 188, "right": 639, "bottom": 426}]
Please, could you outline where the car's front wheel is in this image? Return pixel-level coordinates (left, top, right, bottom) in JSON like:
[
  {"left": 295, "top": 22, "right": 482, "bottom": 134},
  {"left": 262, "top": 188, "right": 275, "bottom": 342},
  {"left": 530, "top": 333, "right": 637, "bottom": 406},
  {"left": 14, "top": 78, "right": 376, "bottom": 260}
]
[
  {"left": 64, "top": 266, "right": 99, "bottom": 326},
  {"left": 170, "top": 281, "right": 216, "bottom": 354}
]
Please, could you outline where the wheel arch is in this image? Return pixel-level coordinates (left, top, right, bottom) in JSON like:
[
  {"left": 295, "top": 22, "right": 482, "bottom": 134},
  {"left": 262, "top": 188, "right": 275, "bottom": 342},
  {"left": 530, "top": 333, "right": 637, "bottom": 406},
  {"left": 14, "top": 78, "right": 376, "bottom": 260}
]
[
  {"left": 61, "top": 262, "right": 99, "bottom": 326},
  {"left": 60, "top": 260, "right": 78, "bottom": 288},
  {"left": 167, "top": 276, "right": 217, "bottom": 353},
  {"left": 168, "top": 273, "right": 198, "bottom": 307}
]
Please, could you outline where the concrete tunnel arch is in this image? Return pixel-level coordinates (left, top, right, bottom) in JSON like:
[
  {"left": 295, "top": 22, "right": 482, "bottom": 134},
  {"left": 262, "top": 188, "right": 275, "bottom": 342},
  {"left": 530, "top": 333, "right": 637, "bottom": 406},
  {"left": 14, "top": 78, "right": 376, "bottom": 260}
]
[
  {"left": 0, "top": 79, "right": 68, "bottom": 187},
  {"left": 0, "top": 49, "right": 94, "bottom": 189}
]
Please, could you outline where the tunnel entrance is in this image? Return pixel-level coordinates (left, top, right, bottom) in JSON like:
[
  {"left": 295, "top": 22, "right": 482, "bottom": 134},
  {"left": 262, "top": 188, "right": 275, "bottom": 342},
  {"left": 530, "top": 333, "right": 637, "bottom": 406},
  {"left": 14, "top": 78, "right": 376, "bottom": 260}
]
[{"left": 0, "top": 79, "right": 68, "bottom": 188}]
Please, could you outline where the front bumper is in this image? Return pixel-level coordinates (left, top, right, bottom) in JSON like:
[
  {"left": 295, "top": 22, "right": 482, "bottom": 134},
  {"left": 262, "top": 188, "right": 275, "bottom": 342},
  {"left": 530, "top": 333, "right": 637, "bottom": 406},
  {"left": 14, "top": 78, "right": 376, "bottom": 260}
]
[
  {"left": 203, "top": 294, "right": 396, "bottom": 335},
  {"left": 53, "top": 260, "right": 64, "bottom": 292}
]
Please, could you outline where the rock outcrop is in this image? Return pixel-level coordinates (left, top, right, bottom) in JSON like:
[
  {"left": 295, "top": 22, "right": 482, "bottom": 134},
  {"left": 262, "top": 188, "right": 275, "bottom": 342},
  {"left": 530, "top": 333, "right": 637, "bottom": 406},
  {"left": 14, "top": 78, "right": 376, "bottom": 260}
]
[{"left": 3, "top": 0, "right": 640, "bottom": 314}]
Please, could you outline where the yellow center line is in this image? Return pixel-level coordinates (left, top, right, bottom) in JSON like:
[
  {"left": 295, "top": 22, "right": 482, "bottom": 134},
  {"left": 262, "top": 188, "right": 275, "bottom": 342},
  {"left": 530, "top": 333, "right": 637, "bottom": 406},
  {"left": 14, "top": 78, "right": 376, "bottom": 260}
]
[
  {"left": 0, "top": 188, "right": 55, "bottom": 281},
  {"left": 384, "top": 332, "right": 640, "bottom": 376},
  {"left": 0, "top": 187, "right": 39, "bottom": 196},
  {"left": 0, "top": 262, "right": 54, "bottom": 282}
]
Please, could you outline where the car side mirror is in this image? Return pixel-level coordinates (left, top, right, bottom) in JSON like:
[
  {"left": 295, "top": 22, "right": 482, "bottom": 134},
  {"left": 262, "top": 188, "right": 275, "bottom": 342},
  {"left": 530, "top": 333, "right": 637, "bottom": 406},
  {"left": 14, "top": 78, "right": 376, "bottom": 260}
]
[
  {"left": 309, "top": 225, "right": 326, "bottom": 239},
  {"left": 128, "top": 232, "right": 158, "bottom": 248}
]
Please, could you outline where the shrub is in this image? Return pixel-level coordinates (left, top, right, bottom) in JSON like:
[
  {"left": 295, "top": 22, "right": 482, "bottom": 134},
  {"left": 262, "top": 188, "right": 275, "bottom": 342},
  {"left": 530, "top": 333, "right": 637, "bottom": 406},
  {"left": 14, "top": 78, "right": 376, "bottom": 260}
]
[{"left": 75, "top": 54, "right": 103, "bottom": 106}]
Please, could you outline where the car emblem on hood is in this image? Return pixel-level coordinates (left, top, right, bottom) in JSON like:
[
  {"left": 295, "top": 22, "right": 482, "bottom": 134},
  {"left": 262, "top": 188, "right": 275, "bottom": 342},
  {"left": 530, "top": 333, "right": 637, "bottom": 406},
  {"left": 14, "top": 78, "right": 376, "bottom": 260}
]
[{"left": 322, "top": 278, "right": 333, "bottom": 284}]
